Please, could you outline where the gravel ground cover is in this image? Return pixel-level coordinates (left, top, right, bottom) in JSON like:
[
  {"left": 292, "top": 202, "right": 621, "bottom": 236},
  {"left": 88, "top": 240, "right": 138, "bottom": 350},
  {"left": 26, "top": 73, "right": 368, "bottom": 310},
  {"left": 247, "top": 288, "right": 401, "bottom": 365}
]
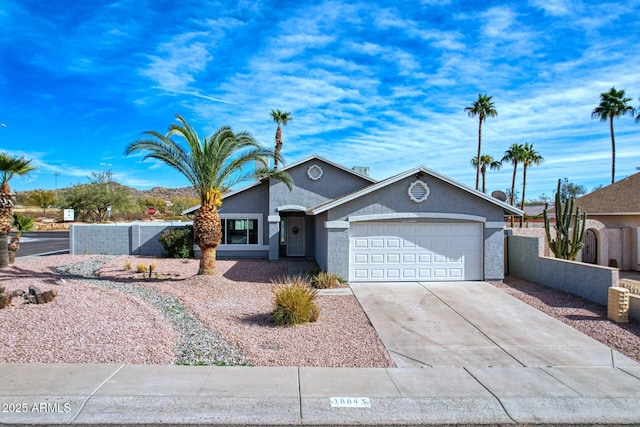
[
  {"left": 492, "top": 276, "right": 640, "bottom": 363},
  {"left": 0, "top": 255, "right": 395, "bottom": 367}
]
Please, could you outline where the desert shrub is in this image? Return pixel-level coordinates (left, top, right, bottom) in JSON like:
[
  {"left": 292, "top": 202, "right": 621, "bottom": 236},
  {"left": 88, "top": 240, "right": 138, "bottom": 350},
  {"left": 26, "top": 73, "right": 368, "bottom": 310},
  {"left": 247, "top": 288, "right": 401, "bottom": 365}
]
[
  {"left": 136, "top": 262, "right": 147, "bottom": 273},
  {"left": 123, "top": 260, "right": 132, "bottom": 271},
  {"left": 272, "top": 276, "right": 319, "bottom": 326},
  {"left": 311, "top": 271, "right": 343, "bottom": 289},
  {"left": 158, "top": 226, "right": 194, "bottom": 259}
]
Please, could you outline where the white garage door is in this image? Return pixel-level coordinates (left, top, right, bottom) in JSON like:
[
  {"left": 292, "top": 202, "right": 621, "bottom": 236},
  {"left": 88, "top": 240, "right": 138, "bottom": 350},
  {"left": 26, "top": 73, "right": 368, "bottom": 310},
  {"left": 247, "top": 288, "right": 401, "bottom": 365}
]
[{"left": 350, "top": 222, "right": 483, "bottom": 282}]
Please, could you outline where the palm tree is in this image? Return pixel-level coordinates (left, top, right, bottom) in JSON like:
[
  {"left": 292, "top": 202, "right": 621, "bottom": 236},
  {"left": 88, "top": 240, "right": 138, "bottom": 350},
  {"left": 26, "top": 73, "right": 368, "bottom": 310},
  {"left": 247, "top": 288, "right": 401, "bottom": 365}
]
[
  {"left": 125, "top": 115, "right": 292, "bottom": 276},
  {"left": 470, "top": 154, "right": 502, "bottom": 193},
  {"left": 0, "top": 152, "right": 36, "bottom": 268},
  {"left": 502, "top": 143, "right": 525, "bottom": 227},
  {"left": 270, "top": 109, "right": 292, "bottom": 170},
  {"left": 465, "top": 94, "right": 498, "bottom": 190},
  {"left": 519, "top": 142, "right": 543, "bottom": 227},
  {"left": 591, "top": 87, "right": 635, "bottom": 184}
]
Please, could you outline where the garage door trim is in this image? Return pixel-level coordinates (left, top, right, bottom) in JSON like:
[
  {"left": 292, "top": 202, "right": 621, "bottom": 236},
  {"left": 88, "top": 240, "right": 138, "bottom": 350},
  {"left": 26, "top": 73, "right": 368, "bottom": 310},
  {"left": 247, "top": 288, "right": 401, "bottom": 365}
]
[{"left": 349, "top": 219, "right": 484, "bottom": 282}]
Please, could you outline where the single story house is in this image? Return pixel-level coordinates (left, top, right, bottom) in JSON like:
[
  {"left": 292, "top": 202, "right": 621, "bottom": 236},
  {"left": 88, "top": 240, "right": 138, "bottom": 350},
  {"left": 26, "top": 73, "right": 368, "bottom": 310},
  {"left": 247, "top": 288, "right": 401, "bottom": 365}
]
[
  {"left": 574, "top": 172, "right": 640, "bottom": 271},
  {"left": 184, "top": 155, "right": 523, "bottom": 282}
]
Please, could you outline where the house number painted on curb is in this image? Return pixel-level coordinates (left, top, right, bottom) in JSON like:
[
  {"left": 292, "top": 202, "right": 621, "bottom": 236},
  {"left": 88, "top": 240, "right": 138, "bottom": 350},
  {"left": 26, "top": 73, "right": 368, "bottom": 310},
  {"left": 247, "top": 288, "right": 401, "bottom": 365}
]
[{"left": 330, "top": 397, "right": 371, "bottom": 408}]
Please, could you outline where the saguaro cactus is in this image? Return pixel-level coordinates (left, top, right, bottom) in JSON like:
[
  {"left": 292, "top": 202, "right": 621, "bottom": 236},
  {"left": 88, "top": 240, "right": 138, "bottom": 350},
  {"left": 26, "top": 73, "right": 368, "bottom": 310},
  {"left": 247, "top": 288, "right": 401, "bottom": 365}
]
[{"left": 543, "top": 179, "right": 587, "bottom": 260}]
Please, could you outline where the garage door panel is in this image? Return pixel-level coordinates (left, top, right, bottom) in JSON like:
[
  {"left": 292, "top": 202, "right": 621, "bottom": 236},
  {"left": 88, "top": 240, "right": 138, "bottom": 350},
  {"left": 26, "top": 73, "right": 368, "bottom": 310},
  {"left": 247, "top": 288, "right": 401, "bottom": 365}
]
[
  {"left": 370, "top": 254, "right": 385, "bottom": 264},
  {"left": 350, "top": 222, "right": 482, "bottom": 282},
  {"left": 387, "top": 253, "right": 400, "bottom": 263}
]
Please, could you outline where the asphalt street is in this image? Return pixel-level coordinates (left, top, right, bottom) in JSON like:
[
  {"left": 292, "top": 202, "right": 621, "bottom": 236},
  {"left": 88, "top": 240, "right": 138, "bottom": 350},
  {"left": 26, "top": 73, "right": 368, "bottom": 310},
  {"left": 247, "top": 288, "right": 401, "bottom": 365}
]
[{"left": 12, "top": 231, "right": 69, "bottom": 258}]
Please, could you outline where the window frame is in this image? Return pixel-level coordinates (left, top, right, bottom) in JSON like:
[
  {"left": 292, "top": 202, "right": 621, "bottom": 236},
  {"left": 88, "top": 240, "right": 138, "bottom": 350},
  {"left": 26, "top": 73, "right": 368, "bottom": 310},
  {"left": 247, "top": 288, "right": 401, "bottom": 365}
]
[{"left": 218, "top": 213, "right": 264, "bottom": 250}]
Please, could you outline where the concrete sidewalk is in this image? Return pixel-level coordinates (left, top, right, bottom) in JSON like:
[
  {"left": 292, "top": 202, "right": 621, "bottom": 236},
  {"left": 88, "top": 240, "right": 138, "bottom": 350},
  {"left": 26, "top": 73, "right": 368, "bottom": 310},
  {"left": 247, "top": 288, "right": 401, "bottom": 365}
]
[{"left": 2, "top": 363, "right": 640, "bottom": 426}]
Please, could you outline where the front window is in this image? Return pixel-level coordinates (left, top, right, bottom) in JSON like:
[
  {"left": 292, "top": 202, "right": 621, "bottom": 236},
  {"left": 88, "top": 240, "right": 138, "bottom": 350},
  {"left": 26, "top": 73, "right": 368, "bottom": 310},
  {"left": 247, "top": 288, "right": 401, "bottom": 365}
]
[{"left": 220, "top": 216, "right": 260, "bottom": 245}]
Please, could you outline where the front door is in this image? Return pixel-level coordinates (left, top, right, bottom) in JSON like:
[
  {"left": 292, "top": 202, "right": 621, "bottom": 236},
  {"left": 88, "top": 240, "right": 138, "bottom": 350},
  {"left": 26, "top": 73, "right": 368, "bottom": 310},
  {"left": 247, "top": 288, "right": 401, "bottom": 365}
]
[
  {"left": 582, "top": 229, "right": 597, "bottom": 264},
  {"left": 286, "top": 217, "right": 305, "bottom": 257}
]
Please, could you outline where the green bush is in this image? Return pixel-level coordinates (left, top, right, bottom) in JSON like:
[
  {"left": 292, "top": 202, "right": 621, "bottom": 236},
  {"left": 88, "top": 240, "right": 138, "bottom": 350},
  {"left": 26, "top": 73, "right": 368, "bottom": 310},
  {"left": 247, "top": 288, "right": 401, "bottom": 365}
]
[
  {"left": 311, "top": 271, "right": 343, "bottom": 289},
  {"left": 272, "top": 276, "right": 319, "bottom": 326},
  {"left": 158, "top": 226, "right": 194, "bottom": 259}
]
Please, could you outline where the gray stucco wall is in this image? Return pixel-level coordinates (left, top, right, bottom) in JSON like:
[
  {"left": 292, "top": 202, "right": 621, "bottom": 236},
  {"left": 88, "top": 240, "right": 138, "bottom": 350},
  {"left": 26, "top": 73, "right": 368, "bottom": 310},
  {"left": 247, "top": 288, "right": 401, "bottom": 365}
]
[
  {"left": 507, "top": 235, "right": 618, "bottom": 305},
  {"left": 484, "top": 227, "right": 505, "bottom": 280},
  {"left": 314, "top": 213, "right": 329, "bottom": 270},
  {"left": 266, "top": 158, "right": 373, "bottom": 262},
  {"left": 70, "top": 222, "right": 191, "bottom": 256},
  {"left": 322, "top": 174, "right": 507, "bottom": 280},
  {"left": 220, "top": 181, "right": 270, "bottom": 245},
  {"left": 269, "top": 158, "right": 373, "bottom": 215}
]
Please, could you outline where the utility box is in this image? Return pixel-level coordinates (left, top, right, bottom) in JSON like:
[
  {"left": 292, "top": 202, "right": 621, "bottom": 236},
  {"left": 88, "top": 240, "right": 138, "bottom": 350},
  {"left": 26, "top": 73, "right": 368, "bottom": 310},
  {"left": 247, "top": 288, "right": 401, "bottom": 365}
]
[{"left": 608, "top": 287, "right": 630, "bottom": 323}]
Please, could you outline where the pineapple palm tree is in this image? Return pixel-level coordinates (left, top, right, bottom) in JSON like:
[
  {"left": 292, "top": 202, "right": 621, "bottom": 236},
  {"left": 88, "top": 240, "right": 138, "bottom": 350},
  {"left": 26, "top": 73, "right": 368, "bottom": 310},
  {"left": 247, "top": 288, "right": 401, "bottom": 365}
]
[
  {"left": 465, "top": 94, "right": 498, "bottom": 190},
  {"left": 471, "top": 154, "right": 502, "bottom": 193},
  {"left": 270, "top": 109, "right": 292, "bottom": 170},
  {"left": 125, "top": 115, "right": 292, "bottom": 276},
  {"left": 502, "top": 143, "right": 525, "bottom": 227},
  {"left": 519, "top": 142, "right": 543, "bottom": 227},
  {"left": 591, "top": 87, "right": 635, "bottom": 183},
  {"left": 0, "top": 152, "right": 36, "bottom": 268}
]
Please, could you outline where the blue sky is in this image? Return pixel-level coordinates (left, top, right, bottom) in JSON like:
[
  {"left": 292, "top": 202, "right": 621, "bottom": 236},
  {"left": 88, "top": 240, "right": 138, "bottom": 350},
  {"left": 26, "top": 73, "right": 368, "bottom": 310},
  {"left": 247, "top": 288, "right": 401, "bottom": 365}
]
[{"left": 1, "top": 0, "right": 639, "bottom": 202}]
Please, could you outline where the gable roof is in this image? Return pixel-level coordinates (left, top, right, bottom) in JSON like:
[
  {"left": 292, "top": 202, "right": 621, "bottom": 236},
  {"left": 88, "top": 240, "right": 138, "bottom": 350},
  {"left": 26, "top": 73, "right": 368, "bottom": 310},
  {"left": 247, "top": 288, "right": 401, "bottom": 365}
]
[
  {"left": 308, "top": 165, "right": 523, "bottom": 216},
  {"left": 282, "top": 154, "right": 378, "bottom": 183},
  {"left": 181, "top": 154, "right": 376, "bottom": 215},
  {"left": 575, "top": 172, "right": 640, "bottom": 215}
]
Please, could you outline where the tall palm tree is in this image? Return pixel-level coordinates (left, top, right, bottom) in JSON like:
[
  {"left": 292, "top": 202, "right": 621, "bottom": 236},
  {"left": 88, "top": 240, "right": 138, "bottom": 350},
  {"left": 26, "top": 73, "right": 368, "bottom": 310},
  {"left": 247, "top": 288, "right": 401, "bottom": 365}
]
[
  {"left": 470, "top": 154, "right": 502, "bottom": 193},
  {"left": 519, "top": 142, "right": 543, "bottom": 227},
  {"left": 125, "top": 115, "right": 292, "bottom": 276},
  {"left": 270, "top": 109, "right": 292, "bottom": 170},
  {"left": 502, "top": 143, "right": 525, "bottom": 227},
  {"left": 591, "top": 87, "right": 635, "bottom": 184},
  {"left": 0, "top": 152, "right": 36, "bottom": 268},
  {"left": 465, "top": 94, "right": 498, "bottom": 190}
]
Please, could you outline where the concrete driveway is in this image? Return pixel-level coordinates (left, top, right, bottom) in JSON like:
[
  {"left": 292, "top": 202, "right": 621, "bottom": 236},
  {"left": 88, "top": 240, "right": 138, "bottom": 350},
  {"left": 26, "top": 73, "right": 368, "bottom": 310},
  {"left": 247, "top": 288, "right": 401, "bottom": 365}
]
[{"left": 351, "top": 281, "right": 638, "bottom": 368}]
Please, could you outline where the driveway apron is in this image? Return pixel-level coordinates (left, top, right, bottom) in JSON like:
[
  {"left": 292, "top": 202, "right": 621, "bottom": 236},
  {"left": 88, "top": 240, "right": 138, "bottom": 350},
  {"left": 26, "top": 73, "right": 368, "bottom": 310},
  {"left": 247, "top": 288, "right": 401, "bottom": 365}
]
[{"left": 350, "top": 281, "right": 638, "bottom": 368}]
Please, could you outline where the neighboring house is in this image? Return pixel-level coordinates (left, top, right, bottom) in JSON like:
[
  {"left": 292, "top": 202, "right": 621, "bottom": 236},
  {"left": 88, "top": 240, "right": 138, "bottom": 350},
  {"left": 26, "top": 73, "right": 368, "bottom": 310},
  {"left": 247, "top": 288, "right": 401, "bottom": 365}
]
[
  {"left": 574, "top": 172, "right": 640, "bottom": 271},
  {"left": 184, "top": 155, "right": 523, "bottom": 282}
]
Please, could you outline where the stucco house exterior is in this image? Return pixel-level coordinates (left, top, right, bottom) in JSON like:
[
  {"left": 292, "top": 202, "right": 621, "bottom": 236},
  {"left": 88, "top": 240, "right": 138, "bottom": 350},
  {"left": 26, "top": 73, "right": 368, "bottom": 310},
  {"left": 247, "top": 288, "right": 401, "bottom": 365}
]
[
  {"left": 184, "top": 155, "right": 523, "bottom": 282},
  {"left": 574, "top": 172, "right": 640, "bottom": 271}
]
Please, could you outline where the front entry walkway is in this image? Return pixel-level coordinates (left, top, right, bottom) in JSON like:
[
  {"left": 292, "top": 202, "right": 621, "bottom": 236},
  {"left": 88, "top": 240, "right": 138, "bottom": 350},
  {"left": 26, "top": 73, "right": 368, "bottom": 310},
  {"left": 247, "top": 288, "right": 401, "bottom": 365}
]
[{"left": 351, "top": 281, "right": 638, "bottom": 368}]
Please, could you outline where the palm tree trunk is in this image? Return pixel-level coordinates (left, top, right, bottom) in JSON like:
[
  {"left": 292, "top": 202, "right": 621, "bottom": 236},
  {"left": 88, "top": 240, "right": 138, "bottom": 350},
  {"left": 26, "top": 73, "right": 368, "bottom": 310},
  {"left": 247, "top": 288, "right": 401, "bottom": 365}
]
[
  {"left": 193, "top": 202, "right": 222, "bottom": 276},
  {"left": 609, "top": 116, "right": 615, "bottom": 184},
  {"left": 481, "top": 165, "right": 487, "bottom": 193},
  {"left": 0, "top": 234, "right": 8, "bottom": 269},
  {"left": 198, "top": 246, "right": 217, "bottom": 275},
  {"left": 509, "top": 164, "right": 517, "bottom": 227},
  {"left": 475, "top": 118, "right": 482, "bottom": 190},
  {"left": 520, "top": 165, "right": 528, "bottom": 228},
  {"left": 274, "top": 124, "right": 282, "bottom": 170}
]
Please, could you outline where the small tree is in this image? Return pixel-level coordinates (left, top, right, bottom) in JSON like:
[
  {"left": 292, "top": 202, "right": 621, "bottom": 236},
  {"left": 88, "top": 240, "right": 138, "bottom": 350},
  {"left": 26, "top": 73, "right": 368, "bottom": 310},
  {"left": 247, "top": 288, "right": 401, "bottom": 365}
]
[
  {"left": 543, "top": 179, "right": 587, "bottom": 260},
  {"left": 28, "top": 190, "right": 56, "bottom": 214}
]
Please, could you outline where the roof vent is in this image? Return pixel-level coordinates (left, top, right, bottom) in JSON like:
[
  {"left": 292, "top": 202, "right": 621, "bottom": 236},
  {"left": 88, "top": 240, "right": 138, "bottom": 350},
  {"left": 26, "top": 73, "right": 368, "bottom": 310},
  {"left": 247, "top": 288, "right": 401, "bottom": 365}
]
[
  {"left": 353, "top": 166, "right": 370, "bottom": 176},
  {"left": 408, "top": 180, "right": 430, "bottom": 203}
]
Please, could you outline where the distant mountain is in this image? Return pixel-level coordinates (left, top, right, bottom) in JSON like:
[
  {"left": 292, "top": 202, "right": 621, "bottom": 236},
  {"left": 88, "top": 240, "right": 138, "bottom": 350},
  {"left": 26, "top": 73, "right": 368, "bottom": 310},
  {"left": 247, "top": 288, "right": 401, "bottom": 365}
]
[
  {"left": 127, "top": 185, "right": 198, "bottom": 200},
  {"left": 18, "top": 183, "right": 198, "bottom": 201}
]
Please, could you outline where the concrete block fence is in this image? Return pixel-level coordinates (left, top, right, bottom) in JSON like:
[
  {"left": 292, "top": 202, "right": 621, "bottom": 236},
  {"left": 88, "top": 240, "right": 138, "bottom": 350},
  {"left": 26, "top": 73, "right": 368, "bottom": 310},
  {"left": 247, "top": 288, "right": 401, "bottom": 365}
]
[
  {"left": 507, "top": 235, "right": 618, "bottom": 307},
  {"left": 70, "top": 222, "right": 192, "bottom": 256}
]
